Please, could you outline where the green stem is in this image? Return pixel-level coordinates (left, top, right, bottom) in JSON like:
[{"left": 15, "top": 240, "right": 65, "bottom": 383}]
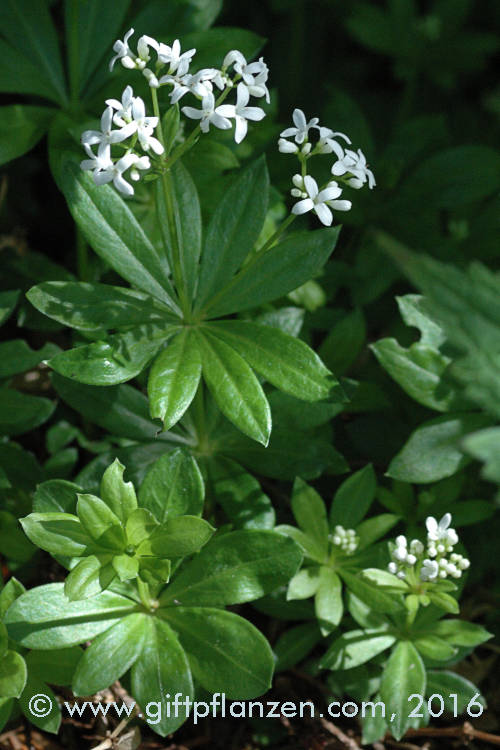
[
  {"left": 151, "top": 88, "right": 191, "bottom": 319},
  {"left": 256, "top": 214, "right": 296, "bottom": 256},
  {"left": 192, "top": 380, "right": 207, "bottom": 451}
]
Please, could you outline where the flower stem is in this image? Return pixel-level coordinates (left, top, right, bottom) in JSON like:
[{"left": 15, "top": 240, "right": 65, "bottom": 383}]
[
  {"left": 255, "top": 213, "right": 296, "bottom": 256},
  {"left": 151, "top": 88, "right": 191, "bottom": 319}
]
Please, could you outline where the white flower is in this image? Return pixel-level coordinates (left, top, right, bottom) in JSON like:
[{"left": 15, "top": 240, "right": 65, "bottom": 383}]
[
  {"left": 158, "top": 39, "right": 196, "bottom": 73},
  {"left": 315, "top": 126, "right": 351, "bottom": 156},
  {"left": 217, "top": 83, "right": 265, "bottom": 143},
  {"left": 420, "top": 559, "right": 439, "bottom": 582},
  {"left": 278, "top": 138, "right": 299, "bottom": 154},
  {"left": 80, "top": 144, "right": 113, "bottom": 179},
  {"left": 106, "top": 86, "right": 135, "bottom": 127},
  {"left": 223, "top": 51, "right": 270, "bottom": 101},
  {"left": 281, "top": 108, "right": 319, "bottom": 145},
  {"left": 130, "top": 97, "right": 164, "bottom": 155},
  {"left": 181, "top": 92, "right": 232, "bottom": 134},
  {"left": 426, "top": 513, "right": 458, "bottom": 547},
  {"left": 291, "top": 175, "right": 345, "bottom": 226},
  {"left": 330, "top": 525, "right": 358, "bottom": 555},
  {"left": 164, "top": 67, "right": 222, "bottom": 104},
  {"left": 81, "top": 106, "right": 136, "bottom": 158},
  {"left": 410, "top": 539, "right": 424, "bottom": 556},
  {"left": 109, "top": 29, "right": 159, "bottom": 71},
  {"left": 93, "top": 153, "right": 150, "bottom": 196},
  {"left": 143, "top": 68, "right": 160, "bottom": 88},
  {"left": 331, "top": 147, "right": 376, "bottom": 189}
]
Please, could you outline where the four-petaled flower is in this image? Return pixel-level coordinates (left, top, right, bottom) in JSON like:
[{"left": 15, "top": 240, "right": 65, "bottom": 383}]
[
  {"left": 217, "top": 83, "right": 266, "bottom": 143},
  {"left": 331, "top": 147, "right": 376, "bottom": 189},
  {"left": 182, "top": 92, "right": 232, "bottom": 134},
  {"left": 291, "top": 175, "right": 349, "bottom": 226},
  {"left": 158, "top": 39, "right": 196, "bottom": 72},
  {"left": 281, "top": 108, "right": 319, "bottom": 144},
  {"left": 130, "top": 97, "right": 164, "bottom": 155},
  {"left": 106, "top": 85, "right": 135, "bottom": 127},
  {"left": 93, "top": 154, "right": 151, "bottom": 196},
  {"left": 81, "top": 106, "right": 135, "bottom": 159},
  {"left": 109, "top": 28, "right": 158, "bottom": 71}
]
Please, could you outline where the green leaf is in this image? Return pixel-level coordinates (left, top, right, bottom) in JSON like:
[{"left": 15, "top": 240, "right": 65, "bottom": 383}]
[
  {"left": 5, "top": 583, "right": 136, "bottom": 648},
  {"left": 27, "top": 281, "right": 171, "bottom": 332},
  {"left": 0, "top": 697, "right": 13, "bottom": 732},
  {"left": 130, "top": 0, "right": 222, "bottom": 36},
  {"left": 274, "top": 622, "right": 322, "bottom": 672},
  {"left": 64, "top": 0, "right": 130, "bottom": 96},
  {"left": 0, "top": 624, "right": 7, "bottom": 658},
  {"left": 371, "top": 294, "right": 462, "bottom": 412},
  {"left": 2, "top": 0, "right": 67, "bottom": 104},
  {"left": 138, "top": 516, "right": 214, "bottom": 558},
  {"left": 162, "top": 607, "right": 273, "bottom": 698},
  {"left": 77, "top": 494, "right": 126, "bottom": 551},
  {"left": 0, "top": 578, "right": 25, "bottom": 619},
  {"left": 0, "top": 290, "right": 20, "bottom": 325},
  {"left": 33, "top": 480, "right": 80, "bottom": 513},
  {"left": 112, "top": 554, "right": 139, "bottom": 582},
  {"left": 20, "top": 512, "right": 90, "bottom": 556},
  {"left": 319, "top": 308, "right": 366, "bottom": 376},
  {"left": 125, "top": 508, "right": 158, "bottom": 546},
  {"left": 48, "top": 325, "right": 169, "bottom": 386},
  {"left": 19, "top": 677, "right": 61, "bottom": 733},
  {"left": 315, "top": 567, "right": 343, "bottom": 635},
  {"left": 51, "top": 374, "right": 162, "bottom": 442},
  {"left": 275, "top": 525, "right": 326, "bottom": 563},
  {"left": 73, "top": 613, "right": 146, "bottom": 696},
  {"left": 426, "top": 671, "right": 486, "bottom": 714},
  {"left": 330, "top": 464, "right": 377, "bottom": 528},
  {"left": 60, "top": 161, "right": 179, "bottom": 311},
  {"left": 0, "top": 340, "right": 58, "bottom": 379},
  {"left": 432, "top": 619, "right": 492, "bottom": 647},
  {"left": 27, "top": 647, "right": 82, "bottom": 685},
  {"left": 340, "top": 570, "right": 403, "bottom": 614},
  {"left": 196, "top": 330, "right": 271, "bottom": 446},
  {"left": 131, "top": 617, "right": 193, "bottom": 736},
  {"left": 0, "top": 389, "right": 55, "bottom": 437},
  {"left": 100, "top": 459, "right": 138, "bottom": 524},
  {"left": 0, "top": 105, "right": 55, "bottom": 166},
  {"left": 0, "top": 651, "right": 27, "bottom": 699},
  {"left": 207, "top": 320, "right": 337, "bottom": 401},
  {"left": 291, "top": 479, "right": 329, "bottom": 553},
  {"left": 428, "top": 591, "right": 460, "bottom": 614},
  {"left": 356, "top": 514, "right": 400, "bottom": 549},
  {"left": 362, "top": 569, "right": 409, "bottom": 591},
  {"left": 0, "top": 40, "right": 60, "bottom": 103},
  {"left": 182, "top": 27, "right": 265, "bottom": 70},
  {"left": 387, "top": 414, "right": 490, "bottom": 483},
  {"left": 196, "top": 156, "right": 269, "bottom": 309},
  {"left": 160, "top": 530, "right": 302, "bottom": 607},
  {"left": 287, "top": 567, "right": 321, "bottom": 600},
  {"left": 205, "top": 228, "right": 340, "bottom": 317},
  {"left": 320, "top": 629, "right": 395, "bottom": 670},
  {"left": 148, "top": 329, "right": 202, "bottom": 428},
  {"left": 380, "top": 641, "right": 426, "bottom": 741},
  {"left": 207, "top": 457, "right": 275, "bottom": 529},
  {"left": 64, "top": 556, "right": 114, "bottom": 601},
  {"left": 138, "top": 449, "right": 204, "bottom": 522},
  {"left": 414, "top": 636, "right": 457, "bottom": 661}
]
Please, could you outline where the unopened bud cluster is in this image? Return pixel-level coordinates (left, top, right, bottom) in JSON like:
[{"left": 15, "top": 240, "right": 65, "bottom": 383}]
[
  {"left": 330, "top": 525, "right": 359, "bottom": 556},
  {"left": 388, "top": 513, "right": 470, "bottom": 583},
  {"left": 278, "top": 108, "right": 375, "bottom": 226}
]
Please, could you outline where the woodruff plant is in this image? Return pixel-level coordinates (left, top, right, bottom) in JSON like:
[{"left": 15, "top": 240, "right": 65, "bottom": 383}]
[{"left": 26, "top": 28, "right": 374, "bottom": 449}]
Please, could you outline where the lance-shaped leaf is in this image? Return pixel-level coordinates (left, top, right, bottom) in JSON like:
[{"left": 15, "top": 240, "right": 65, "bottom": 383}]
[
  {"left": 315, "top": 567, "right": 343, "bottom": 635},
  {"left": 291, "top": 478, "right": 329, "bottom": 556},
  {"left": 204, "top": 227, "right": 340, "bottom": 318},
  {"left": 138, "top": 449, "right": 204, "bottom": 522},
  {"left": 196, "top": 330, "right": 271, "bottom": 445},
  {"left": 0, "top": 389, "right": 55, "bottom": 437},
  {"left": 131, "top": 617, "right": 193, "bottom": 737},
  {"left": 148, "top": 328, "right": 202, "bottom": 428},
  {"left": 60, "top": 162, "right": 179, "bottom": 311},
  {"left": 206, "top": 456, "right": 275, "bottom": 529},
  {"left": 320, "top": 628, "right": 396, "bottom": 671},
  {"left": 207, "top": 320, "right": 337, "bottom": 401},
  {"left": 163, "top": 607, "right": 273, "bottom": 698},
  {"left": 77, "top": 494, "right": 126, "bottom": 551},
  {"left": 0, "top": 652, "right": 27, "bottom": 699},
  {"left": 330, "top": 464, "right": 377, "bottom": 529},
  {"left": 138, "top": 516, "right": 214, "bottom": 558},
  {"left": 380, "top": 641, "right": 426, "bottom": 741},
  {"left": 27, "top": 281, "right": 172, "bottom": 332},
  {"left": 0, "top": 340, "right": 58, "bottom": 379},
  {"left": 73, "top": 613, "right": 147, "bottom": 696},
  {"left": 5, "top": 583, "right": 136, "bottom": 649},
  {"left": 64, "top": 556, "right": 115, "bottom": 601},
  {"left": 20, "top": 512, "right": 91, "bottom": 557},
  {"left": 160, "top": 529, "right": 302, "bottom": 607},
  {"left": 48, "top": 324, "right": 172, "bottom": 386},
  {"left": 0, "top": 105, "right": 55, "bottom": 166},
  {"left": 195, "top": 155, "right": 269, "bottom": 309},
  {"left": 100, "top": 459, "right": 138, "bottom": 524}
]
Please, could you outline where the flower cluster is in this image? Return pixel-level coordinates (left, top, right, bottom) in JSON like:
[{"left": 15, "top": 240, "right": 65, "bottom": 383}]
[
  {"left": 330, "top": 525, "right": 359, "bottom": 555},
  {"left": 388, "top": 513, "right": 470, "bottom": 583},
  {"left": 81, "top": 30, "right": 270, "bottom": 195},
  {"left": 278, "top": 108, "right": 375, "bottom": 226},
  {"left": 110, "top": 29, "right": 268, "bottom": 142}
]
